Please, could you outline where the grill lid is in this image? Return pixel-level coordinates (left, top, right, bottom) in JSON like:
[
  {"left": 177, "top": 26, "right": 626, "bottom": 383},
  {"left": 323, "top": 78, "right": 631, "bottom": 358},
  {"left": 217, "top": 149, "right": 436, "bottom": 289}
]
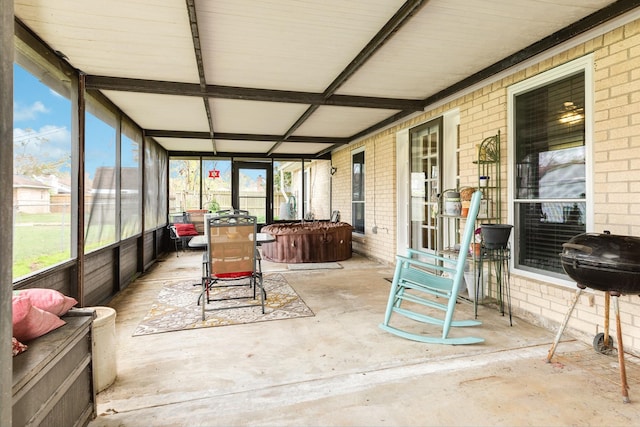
[{"left": 561, "top": 232, "right": 640, "bottom": 273}]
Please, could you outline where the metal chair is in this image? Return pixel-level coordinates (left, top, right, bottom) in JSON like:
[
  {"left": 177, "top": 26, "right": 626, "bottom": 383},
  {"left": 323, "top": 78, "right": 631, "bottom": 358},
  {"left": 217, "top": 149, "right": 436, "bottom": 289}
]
[
  {"left": 168, "top": 225, "right": 182, "bottom": 256},
  {"left": 379, "top": 190, "right": 484, "bottom": 344},
  {"left": 186, "top": 209, "right": 209, "bottom": 234},
  {"left": 168, "top": 212, "right": 191, "bottom": 257},
  {"left": 199, "top": 213, "right": 265, "bottom": 320}
]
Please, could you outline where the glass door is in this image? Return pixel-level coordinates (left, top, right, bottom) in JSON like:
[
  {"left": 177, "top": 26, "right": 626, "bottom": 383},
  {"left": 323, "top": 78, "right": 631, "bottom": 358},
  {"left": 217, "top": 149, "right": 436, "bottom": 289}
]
[
  {"left": 409, "top": 118, "right": 442, "bottom": 252},
  {"left": 232, "top": 161, "right": 272, "bottom": 224},
  {"left": 202, "top": 158, "right": 231, "bottom": 212}
]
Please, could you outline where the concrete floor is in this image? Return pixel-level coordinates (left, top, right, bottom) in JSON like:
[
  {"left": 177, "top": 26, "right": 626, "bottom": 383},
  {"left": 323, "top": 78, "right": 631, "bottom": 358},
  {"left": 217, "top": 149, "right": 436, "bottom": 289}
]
[{"left": 88, "top": 250, "right": 640, "bottom": 427}]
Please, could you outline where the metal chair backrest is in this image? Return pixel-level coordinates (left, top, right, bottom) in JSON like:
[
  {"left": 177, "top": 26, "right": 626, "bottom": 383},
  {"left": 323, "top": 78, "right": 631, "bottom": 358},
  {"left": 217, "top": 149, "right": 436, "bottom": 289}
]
[
  {"left": 187, "top": 209, "right": 209, "bottom": 234},
  {"left": 168, "top": 212, "right": 189, "bottom": 224},
  {"left": 205, "top": 214, "right": 257, "bottom": 277}
]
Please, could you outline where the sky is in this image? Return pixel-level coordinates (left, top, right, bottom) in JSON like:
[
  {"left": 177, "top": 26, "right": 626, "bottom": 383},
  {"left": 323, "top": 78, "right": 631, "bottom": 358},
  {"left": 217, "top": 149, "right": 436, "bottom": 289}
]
[
  {"left": 15, "top": 62, "right": 267, "bottom": 184},
  {"left": 13, "top": 63, "right": 72, "bottom": 170},
  {"left": 13, "top": 63, "right": 138, "bottom": 179}
]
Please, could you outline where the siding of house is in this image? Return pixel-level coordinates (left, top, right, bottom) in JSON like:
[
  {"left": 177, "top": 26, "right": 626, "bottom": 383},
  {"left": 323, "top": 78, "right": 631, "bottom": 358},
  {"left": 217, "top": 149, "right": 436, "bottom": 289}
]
[
  {"left": 13, "top": 187, "right": 51, "bottom": 214},
  {"left": 332, "top": 17, "right": 640, "bottom": 353}
]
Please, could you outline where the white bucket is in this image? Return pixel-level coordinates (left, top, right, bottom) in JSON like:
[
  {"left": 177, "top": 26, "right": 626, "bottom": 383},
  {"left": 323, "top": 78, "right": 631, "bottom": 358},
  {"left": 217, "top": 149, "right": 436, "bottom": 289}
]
[
  {"left": 279, "top": 202, "right": 292, "bottom": 220},
  {"left": 464, "top": 269, "right": 486, "bottom": 302},
  {"left": 90, "top": 306, "right": 117, "bottom": 393}
]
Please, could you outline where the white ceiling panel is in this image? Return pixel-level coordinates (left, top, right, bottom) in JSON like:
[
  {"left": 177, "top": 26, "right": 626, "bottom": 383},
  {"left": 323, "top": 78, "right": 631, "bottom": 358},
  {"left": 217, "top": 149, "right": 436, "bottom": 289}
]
[
  {"left": 210, "top": 99, "right": 310, "bottom": 134},
  {"left": 101, "top": 91, "right": 209, "bottom": 132},
  {"left": 154, "top": 138, "right": 214, "bottom": 153},
  {"left": 196, "top": 0, "right": 406, "bottom": 91},
  {"left": 271, "top": 142, "right": 335, "bottom": 155},
  {"left": 337, "top": 0, "right": 618, "bottom": 99},
  {"left": 15, "top": 0, "right": 199, "bottom": 83},
  {"left": 213, "top": 140, "right": 275, "bottom": 154},
  {"left": 292, "top": 106, "right": 400, "bottom": 138}
]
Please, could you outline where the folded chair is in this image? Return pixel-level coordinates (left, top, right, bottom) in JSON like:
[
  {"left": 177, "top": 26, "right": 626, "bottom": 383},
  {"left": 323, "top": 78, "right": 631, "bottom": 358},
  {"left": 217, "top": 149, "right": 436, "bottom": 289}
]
[
  {"left": 167, "top": 212, "right": 194, "bottom": 257},
  {"left": 379, "top": 190, "right": 484, "bottom": 344},
  {"left": 200, "top": 214, "right": 266, "bottom": 320}
]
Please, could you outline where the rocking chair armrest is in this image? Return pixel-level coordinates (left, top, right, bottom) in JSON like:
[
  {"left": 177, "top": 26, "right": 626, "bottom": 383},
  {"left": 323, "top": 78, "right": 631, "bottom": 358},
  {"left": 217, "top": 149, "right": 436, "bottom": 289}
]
[
  {"left": 395, "top": 254, "right": 457, "bottom": 276},
  {"left": 404, "top": 248, "right": 460, "bottom": 266}
]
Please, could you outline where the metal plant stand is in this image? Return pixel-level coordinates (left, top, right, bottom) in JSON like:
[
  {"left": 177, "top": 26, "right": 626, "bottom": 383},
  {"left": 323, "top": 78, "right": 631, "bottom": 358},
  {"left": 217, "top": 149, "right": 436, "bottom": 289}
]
[{"left": 477, "top": 244, "right": 512, "bottom": 325}]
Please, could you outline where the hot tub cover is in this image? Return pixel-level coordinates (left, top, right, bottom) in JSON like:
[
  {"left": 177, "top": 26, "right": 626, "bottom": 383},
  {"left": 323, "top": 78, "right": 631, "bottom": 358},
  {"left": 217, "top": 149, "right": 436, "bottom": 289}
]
[{"left": 261, "top": 221, "right": 353, "bottom": 263}]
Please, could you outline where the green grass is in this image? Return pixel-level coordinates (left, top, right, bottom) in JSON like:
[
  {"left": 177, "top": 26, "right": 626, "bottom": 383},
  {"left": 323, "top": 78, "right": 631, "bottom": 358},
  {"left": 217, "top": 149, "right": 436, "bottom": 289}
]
[
  {"left": 13, "top": 223, "right": 71, "bottom": 279},
  {"left": 13, "top": 212, "right": 115, "bottom": 280},
  {"left": 14, "top": 212, "right": 68, "bottom": 224}
]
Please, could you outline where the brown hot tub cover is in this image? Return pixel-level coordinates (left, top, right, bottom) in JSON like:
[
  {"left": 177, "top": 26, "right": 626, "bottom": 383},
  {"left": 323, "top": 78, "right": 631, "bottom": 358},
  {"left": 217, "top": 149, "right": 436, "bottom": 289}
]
[{"left": 261, "top": 222, "right": 353, "bottom": 263}]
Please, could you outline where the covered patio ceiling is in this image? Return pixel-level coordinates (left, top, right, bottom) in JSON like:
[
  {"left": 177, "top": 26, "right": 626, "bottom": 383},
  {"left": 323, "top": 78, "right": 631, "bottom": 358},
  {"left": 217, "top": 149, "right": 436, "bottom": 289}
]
[{"left": 13, "top": 0, "right": 638, "bottom": 159}]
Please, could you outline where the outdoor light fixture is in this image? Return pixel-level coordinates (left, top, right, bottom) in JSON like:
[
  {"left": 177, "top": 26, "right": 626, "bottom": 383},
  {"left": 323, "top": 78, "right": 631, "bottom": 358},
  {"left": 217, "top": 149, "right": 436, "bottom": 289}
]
[{"left": 330, "top": 166, "right": 337, "bottom": 175}]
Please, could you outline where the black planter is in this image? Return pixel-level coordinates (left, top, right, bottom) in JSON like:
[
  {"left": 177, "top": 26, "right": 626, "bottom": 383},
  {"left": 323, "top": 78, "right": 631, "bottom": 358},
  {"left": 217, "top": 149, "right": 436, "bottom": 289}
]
[{"left": 481, "top": 224, "right": 513, "bottom": 249}]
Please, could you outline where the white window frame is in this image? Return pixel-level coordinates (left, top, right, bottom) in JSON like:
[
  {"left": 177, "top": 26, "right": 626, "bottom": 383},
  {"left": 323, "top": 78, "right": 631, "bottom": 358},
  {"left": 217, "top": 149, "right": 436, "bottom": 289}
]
[{"left": 507, "top": 54, "right": 594, "bottom": 287}]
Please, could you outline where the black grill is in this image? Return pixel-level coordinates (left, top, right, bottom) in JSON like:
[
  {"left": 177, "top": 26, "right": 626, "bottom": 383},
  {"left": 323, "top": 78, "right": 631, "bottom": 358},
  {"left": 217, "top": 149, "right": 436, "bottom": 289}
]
[
  {"left": 550, "top": 231, "right": 639, "bottom": 403},
  {"left": 560, "top": 232, "right": 640, "bottom": 295}
]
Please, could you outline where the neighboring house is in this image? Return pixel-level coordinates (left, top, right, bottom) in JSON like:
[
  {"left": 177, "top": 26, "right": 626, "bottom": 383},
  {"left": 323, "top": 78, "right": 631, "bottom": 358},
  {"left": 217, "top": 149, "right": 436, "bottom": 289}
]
[
  {"left": 34, "top": 175, "right": 73, "bottom": 214},
  {"left": 88, "top": 166, "right": 141, "bottom": 226},
  {"left": 34, "top": 174, "right": 71, "bottom": 195},
  {"left": 13, "top": 175, "right": 52, "bottom": 214}
]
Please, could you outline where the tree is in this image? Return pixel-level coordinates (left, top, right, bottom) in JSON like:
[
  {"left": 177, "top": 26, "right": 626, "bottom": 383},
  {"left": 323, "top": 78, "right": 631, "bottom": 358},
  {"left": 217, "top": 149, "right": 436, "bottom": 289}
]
[{"left": 13, "top": 128, "right": 70, "bottom": 176}]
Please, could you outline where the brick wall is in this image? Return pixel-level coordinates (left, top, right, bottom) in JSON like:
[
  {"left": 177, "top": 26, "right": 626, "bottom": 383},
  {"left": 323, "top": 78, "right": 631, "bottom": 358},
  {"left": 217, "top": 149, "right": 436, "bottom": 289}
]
[{"left": 332, "top": 17, "right": 640, "bottom": 353}]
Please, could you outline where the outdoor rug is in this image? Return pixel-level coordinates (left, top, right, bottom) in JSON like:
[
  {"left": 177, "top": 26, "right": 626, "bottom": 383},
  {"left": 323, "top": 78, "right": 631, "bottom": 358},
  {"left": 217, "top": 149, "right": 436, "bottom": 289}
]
[
  {"left": 133, "top": 273, "right": 314, "bottom": 336},
  {"left": 287, "top": 262, "right": 343, "bottom": 270}
]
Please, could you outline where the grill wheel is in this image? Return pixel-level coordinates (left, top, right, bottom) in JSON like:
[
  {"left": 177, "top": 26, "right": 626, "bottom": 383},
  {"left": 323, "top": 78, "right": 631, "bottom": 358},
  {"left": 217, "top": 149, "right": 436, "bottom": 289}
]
[{"left": 593, "top": 332, "right": 615, "bottom": 355}]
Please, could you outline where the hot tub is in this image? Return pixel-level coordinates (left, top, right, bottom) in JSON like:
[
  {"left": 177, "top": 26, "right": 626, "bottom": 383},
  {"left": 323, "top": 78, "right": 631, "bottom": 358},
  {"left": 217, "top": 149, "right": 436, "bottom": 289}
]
[{"left": 260, "top": 222, "right": 353, "bottom": 263}]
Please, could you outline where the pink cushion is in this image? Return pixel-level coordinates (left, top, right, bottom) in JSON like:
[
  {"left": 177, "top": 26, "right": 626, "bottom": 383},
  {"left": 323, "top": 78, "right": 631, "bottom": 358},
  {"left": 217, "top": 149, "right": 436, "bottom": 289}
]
[
  {"left": 12, "top": 337, "right": 28, "bottom": 356},
  {"left": 14, "top": 288, "right": 78, "bottom": 316},
  {"left": 175, "top": 223, "right": 199, "bottom": 236},
  {"left": 13, "top": 295, "right": 65, "bottom": 342}
]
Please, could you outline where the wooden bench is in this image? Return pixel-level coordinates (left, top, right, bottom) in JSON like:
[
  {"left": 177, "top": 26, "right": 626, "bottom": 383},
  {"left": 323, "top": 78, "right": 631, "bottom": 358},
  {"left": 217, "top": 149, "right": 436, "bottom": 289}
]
[{"left": 12, "top": 309, "right": 96, "bottom": 427}]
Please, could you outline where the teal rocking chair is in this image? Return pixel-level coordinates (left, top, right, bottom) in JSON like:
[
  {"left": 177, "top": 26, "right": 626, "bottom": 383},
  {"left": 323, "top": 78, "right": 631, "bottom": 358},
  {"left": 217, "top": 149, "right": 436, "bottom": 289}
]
[{"left": 380, "top": 190, "right": 484, "bottom": 345}]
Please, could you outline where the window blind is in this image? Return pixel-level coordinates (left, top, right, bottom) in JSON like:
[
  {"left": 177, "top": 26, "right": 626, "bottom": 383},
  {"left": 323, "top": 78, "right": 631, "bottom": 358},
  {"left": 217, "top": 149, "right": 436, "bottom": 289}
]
[{"left": 514, "top": 72, "right": 586, "bottom": 275}]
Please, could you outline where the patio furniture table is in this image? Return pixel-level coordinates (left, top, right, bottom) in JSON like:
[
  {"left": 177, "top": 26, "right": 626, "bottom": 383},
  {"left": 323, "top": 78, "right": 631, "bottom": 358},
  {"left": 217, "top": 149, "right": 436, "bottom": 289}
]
[{"left": 188, "top": 233, "right": 275, "bottom": 249}]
